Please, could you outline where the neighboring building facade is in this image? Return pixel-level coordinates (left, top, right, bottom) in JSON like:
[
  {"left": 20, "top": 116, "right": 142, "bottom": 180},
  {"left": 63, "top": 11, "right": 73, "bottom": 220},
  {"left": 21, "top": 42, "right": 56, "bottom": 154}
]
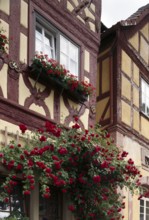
[
  {"left": 0, "top": 0, "right": 101, "bottom": 219},
  {"left": 97, "top": 4, "right": 149, "bottom": 220}
]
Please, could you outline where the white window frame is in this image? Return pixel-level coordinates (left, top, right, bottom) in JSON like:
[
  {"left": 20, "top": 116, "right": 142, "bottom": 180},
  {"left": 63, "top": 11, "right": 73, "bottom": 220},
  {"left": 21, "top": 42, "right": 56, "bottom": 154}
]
[
  {"left": 36, "top": 22, "right": 56, "bottom": 59},
  {"left": 141, "top": 79, "right": 149, "bottom": 117},
  {"left": 35, "top": 14, "right": 79, "bottom": 77},
  {"left": 140, "top": 198, "right": 149, "bottom": 220}
]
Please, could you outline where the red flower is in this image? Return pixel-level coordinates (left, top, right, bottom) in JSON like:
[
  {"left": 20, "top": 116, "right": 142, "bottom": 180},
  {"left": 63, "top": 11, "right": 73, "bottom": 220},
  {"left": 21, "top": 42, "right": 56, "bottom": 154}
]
[
  {"left": 3, "top": 197, "right": 9, "bottom": 203},
  {"left": 58, "top": 147, "right": 68, "bottom": 155},
  {"left": 43, "top": 193, "right": 50, "bottom": 198},
  {"left": 39, "top": 135, "right": 46, "bottom": 142},
  {"left": 54, "top": 161, "right": 61, "bottom": 170},
  {"left": 19, "top": 124, "right": 27, "bottom": 134},
  {"left": 68, "top": 204, "right": 75, "bottom": 212},
  {"left": 52, "top": 155, "right": 59, "bottom": 161},
  {"left": 93, "top": 175, "right": 101, "bottom": 183},
  {"left": 23, "top": 190, "right": 31, "bottom": 195}
]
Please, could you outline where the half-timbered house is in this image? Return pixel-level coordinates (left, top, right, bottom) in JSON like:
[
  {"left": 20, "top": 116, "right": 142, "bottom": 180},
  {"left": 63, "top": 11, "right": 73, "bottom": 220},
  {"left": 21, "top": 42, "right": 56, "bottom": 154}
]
[
  {"left": 0, "top": 0, "right": 101, "bottom": 219},
  {"left": 97, "top": 4, "right": 149, "bottom": 220}
]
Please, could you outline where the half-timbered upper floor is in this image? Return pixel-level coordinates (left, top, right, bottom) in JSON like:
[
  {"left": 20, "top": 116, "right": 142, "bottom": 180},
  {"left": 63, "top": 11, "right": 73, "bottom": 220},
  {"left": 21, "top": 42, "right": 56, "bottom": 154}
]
[
  {"left": 97, "top": 4, "right": 149, "bottom": 145},
  {"left": 0, "top": 0, "right": 101, "bottom": 132}
]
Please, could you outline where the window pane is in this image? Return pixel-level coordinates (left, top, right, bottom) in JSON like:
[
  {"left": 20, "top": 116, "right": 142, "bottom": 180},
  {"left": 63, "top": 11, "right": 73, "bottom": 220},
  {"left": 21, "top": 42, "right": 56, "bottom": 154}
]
[
  {"left": 60, "top": 35, "right": 68, "bottom": 54},
  {"left": 146, "top": 208, "right": 149, "bottom": 214},
  {"left": 36, "top": 26, "right": 42, "bottom": 40},
  {"left": 60, "top": 53, "right": 69, "bottom": 69},
  {"left": 36, "top": 39, "right": 43, "bottom": 53},
  {"left": 69, "top": 43, "right": 78, "bottom": 61},
  {"left": 140, "top": 214, "right": 144, "bottom": 220},
  {"left": 140, "top": 199, "right": 144, "bottom": 206},
  {"left": 146, "top": 215, "right": 149, "bottom": 220},
  {"left": 140, "top": 206, "right": 144, "bottom": 213},
  {"left": 70, "top": 60, "right": 77, "bottom": 75}
]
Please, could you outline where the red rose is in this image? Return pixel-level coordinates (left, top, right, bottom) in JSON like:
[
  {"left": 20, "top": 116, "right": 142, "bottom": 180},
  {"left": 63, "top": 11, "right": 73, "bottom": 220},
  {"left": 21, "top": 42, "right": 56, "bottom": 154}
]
[
  {"left": 68, "top": 204, "right": 75, "bottom": 212},
  {"left": 93, "top": 175, "right": 101, "bottom": 183},
  {"left": 19, "top": 124, "right": 27, "bottom": 134}
]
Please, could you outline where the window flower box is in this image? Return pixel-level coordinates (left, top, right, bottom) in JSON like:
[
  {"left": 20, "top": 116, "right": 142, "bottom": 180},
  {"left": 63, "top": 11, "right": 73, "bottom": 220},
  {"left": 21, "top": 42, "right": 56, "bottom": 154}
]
[{"left": 29, "top": 53, "right": 94, "bottom": 103}]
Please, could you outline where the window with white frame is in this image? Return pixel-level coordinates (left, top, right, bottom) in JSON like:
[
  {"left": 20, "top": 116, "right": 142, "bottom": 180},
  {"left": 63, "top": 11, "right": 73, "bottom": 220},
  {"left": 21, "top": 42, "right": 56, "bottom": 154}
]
[
  {"left": 140, "top": 198, "right": 149, "bottom": 220},
  {"left": 141, "top": 79, "right": 149, "bottom": 117},
  {"left": 35, "top": 15, "right": 79, "bottom": 77}
]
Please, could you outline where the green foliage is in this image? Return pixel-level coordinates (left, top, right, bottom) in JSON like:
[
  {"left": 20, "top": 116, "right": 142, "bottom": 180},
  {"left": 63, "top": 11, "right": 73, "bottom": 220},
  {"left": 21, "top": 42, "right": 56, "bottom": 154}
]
[{"left": 0, "top": 119, "right": 145, "bottom": 220}]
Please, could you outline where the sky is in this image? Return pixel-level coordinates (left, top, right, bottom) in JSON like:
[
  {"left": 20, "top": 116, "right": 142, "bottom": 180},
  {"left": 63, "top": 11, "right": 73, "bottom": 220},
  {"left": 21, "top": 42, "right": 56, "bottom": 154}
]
[{"left": 101, "top": 0, "right": 149, "bottom": 28}]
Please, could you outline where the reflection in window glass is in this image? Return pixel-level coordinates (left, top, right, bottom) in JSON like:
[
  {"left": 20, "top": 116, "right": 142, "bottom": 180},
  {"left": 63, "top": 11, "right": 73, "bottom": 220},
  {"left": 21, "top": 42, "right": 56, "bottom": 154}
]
[{"left": 141, "top": 79, "right": 149, "bottom": 117}]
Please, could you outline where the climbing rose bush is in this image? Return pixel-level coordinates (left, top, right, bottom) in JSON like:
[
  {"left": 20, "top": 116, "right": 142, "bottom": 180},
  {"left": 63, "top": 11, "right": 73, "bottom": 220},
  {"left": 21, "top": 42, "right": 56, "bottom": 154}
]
[
  {"left": 0, "top": 118, "right": 145, "bottom": 220},
  {"left": 0, "top": 28, "right": 8, "bottom": 53}
]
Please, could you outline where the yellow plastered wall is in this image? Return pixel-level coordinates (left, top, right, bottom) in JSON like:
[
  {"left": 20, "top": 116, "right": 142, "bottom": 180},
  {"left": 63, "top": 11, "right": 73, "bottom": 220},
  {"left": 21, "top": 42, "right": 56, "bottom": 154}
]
[
  {"left": 84, "top": 50, "right": 90, "bottom": 72},
  {"left": 72, "top": 0, "right": 78, "bottom": 7},
  {"left": 20, "top": 33, "right": 28, "bottom": 63},
  {"left": 140, "top": 23, "right": 149, "bottom": 41},
  {"left": 121, "top": 50, "right": 132, "bottom": 77},
  {"left": 45, "top": 91, "right": 54, "bottom": 120},
  {"left": 20, "top": 0, "right": 28, "bottom": 28},
  {"left": 141, "top": 116, "right": 149, "bottom": 139},
  {"left": 0, "top": 64, "right": 8, "bottom": 98},
  {"left": 133, "top": 86, "right": 139, "bottom": 108},
  {"left": 60, "top": 97, "right": 70, "bottom": 124},
  {"left": 133, "top": 109, "right": 140, "bottom": 132},
  {"left": 121, "top": 75, "right": 131, "bottom": 100},
  {"left": 80, "top": 108, "right": 89, "bottom": 129},
  {"left": 89, "top": 22, "right": 95, "bottom": 32},
  {"left": 140, "top": 35, "right": 149, "bottom": 64},
  {"left": 19, "top": 75, "right": 31, "bottom": 106},
  {"left": 102, "top": 58, "right": 110, "bottom": 93},
  {"left": 0, "top": 119, "right": 21, "bottom": 148},
  {"left": 121, "top": 100, "right": 131, "bottom": 126},
  {"left": 133, "top": 63, "right": 139, "bottom": 86},
  {"left": 0, "top": 0, "right": 10, "bottom": 15},
  {"left": 128, "top": 32, "right": 139, "bottom": 51},
  {"left": 29, "top": 104, "right": 46, "bottom": 116},
  {"left": 96, "top": 97, "right": 109, "bottom": 121},
  {"left": 84, "top": 8, "right": 95, "bottom": 20},
  {"left": 67, "top": 1, "right": 74, "bottom": 12}
]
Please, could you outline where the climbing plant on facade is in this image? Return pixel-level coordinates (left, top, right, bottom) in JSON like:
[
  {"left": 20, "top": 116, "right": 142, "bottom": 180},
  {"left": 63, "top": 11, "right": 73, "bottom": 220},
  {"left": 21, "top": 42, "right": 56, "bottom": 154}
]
[
  {"left": 0, "top": 118, "right": 146, "bottom": 220},
  {"left": 0, "top": 28, "right": 8, "bottom": 53}
]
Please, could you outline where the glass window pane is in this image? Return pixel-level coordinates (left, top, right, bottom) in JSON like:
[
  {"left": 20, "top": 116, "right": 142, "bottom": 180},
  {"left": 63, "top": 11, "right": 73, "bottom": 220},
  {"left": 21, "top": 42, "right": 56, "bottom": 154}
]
[
  {"left": 140, "top": 199, "right": 144, "bottom": 206},
  {"left": 36, "top": 39, "right": 43, "bottom": 53},
  {"left": 70, "top": 60, "right": 78, "bottom": 75},
  {"left": 60, "top": 35, "right": 68, "bottom": 54},
  {"left": 36, "top": 26, "right": 42, "bottom": 41},
  {"left": 69, "top": 43, "right": 78, "bottom": 61},
  {"left": 146, "top": 215, "right": 149, "bottom": 220},
  {"left": 140, "top": 206, "right": 144, "bottom": 213},
  {"left": 140, "top": 214, "right": 144, "bottom": 220},
  {"left": 60, "top": 52, "right": 68, "bottom": 69},
  {"left": 146, "top": 208, "right": 149, "bottom": 214}
]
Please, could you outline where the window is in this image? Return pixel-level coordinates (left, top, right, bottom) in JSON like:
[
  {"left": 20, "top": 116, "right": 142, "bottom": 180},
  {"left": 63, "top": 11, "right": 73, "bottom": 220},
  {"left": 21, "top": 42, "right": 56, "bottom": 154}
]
[
  {"left": 141, "top": 79, "right": 149, "bottom": 117},
  {"left": 0, "top": 178, "right": 28, "bottom": 219},
  {"left": 140, "top": 198, "right": 149, "bottom": 220},
  {"left": 35, "top": 15, "right": 79, "bottom": 77},
  {"left": 39, "top": 187, "right": 62, "bottom": 220}
]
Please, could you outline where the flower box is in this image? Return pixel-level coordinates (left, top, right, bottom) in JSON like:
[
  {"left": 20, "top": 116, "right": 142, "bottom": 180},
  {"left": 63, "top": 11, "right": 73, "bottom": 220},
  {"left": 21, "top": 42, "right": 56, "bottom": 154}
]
[{"left": 29, "top": 54, "right": 94, "bottom": 103}]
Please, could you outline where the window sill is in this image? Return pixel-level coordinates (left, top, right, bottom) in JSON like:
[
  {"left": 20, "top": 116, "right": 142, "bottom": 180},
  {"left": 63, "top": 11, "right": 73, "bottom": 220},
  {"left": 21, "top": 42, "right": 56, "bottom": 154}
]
[{"left": 28, "top": 66, "right": 88, "bottom": 103}]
